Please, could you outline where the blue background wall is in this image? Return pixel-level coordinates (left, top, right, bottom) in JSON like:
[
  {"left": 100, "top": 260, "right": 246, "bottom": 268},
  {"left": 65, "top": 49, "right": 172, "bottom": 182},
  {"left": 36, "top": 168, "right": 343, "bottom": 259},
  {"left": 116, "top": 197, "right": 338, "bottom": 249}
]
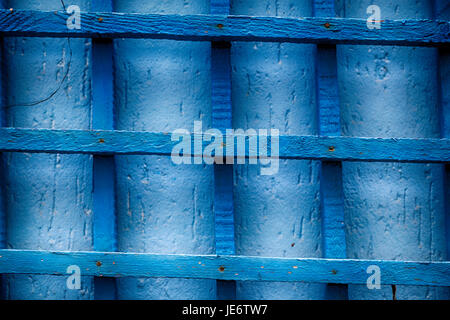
[{"left": 0, "top": 0, "right": 448, "bottom": 300}]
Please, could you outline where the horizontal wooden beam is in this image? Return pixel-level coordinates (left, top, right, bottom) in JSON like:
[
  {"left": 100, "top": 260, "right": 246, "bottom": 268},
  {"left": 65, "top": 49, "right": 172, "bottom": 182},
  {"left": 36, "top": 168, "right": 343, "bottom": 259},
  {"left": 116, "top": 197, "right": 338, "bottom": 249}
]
[
  {"left": 0, "top": 9, "right": 448, "bottom": 46},
  {"left": 0, "top": 128, "right": 448, "bottom": 163},
  {"left": 0, "top": 249, "right": 448, "bottom": 286}
]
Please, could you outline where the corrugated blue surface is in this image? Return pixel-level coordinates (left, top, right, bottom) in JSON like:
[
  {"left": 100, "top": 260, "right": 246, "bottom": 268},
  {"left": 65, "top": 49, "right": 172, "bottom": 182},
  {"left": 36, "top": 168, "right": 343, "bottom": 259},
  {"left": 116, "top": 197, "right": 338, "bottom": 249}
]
[
  {"left": 231, "top": 0, "right": 326, "bottom": 299},
  {"left": 113, "top": 0, "right": 216, "bottom": 300},
  {"left": 2, "top": 0, "right": 94, "bottom": 299},
  {"left": 337, "top": 0, "right": 449, "bottom": 300}
]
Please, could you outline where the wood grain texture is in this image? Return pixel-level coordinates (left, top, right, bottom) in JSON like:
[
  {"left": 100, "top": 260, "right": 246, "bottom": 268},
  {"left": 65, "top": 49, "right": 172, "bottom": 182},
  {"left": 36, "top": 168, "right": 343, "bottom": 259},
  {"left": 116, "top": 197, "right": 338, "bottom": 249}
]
[
  {"left": 0, "top": 9, "right": 448, "bottom": 46},
  {"left": 0, "top": 249, "right": 448, "bottom": 286},
  {"left": 0, "top": 128, "right": 448, "bottom": 163}
]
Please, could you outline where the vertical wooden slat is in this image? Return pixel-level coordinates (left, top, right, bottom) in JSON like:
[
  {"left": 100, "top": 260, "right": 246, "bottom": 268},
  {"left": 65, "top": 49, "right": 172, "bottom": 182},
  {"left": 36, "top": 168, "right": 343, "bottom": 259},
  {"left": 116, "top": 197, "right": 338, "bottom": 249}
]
[
  {"left": 92, "top": 0, "right": 116, "bottom": 301},
  {"left": 0, "top": 0, "right": 5, "bottom": 300},
  {"left": 314, "top": 0, "right": 348, "bottom": 300},
  {"left": 211, "top": 0, "right": 236, "bottom": 300},
  {"left": 435, "top": 0, "right": 450, "bottom": 262}
]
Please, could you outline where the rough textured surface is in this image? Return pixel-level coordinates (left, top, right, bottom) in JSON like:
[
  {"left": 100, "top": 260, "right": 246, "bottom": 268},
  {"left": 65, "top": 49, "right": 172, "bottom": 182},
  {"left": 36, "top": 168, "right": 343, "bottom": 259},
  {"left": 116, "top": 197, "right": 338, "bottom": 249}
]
[
  {"left": 436, "top": 0, "right": 450, "bottom": 264},
  {"left": 336, "top": 0, "right": 449, "bottom": 300},
  {"left": 114, "top": 0, "right": 216, "bottom": 300},
  {"left": 0, "top": 9, "right": 449, "bottom": 46},
  {"left": 231, "top": 0, "right": 326, "bottom": 300},
  {"left": 1, "top": 249, "right": 449, "bottom": 287},
  {"left": 2, "top": 0, "right": 93, "bottom": 299},
  {"left": 0, "top": 128, "right": 449, "bottom": 162}
]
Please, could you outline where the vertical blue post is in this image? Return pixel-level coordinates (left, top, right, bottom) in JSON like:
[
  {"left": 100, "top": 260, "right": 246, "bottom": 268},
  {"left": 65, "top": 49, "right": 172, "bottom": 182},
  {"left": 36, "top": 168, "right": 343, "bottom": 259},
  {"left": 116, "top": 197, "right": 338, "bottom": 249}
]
[
  {"left": 337, "top": 0, "right": 449, "bottom": 300},
  {"left": 114, "top": 0, "right": 216, "bottom": 300},
  {"left": 0, "top": 0, "right": 4, "bottom": 300},
  {"left": 211, "top": 0, "right": 236, "bottom": 300},
  {"left": 92, "top": 0, "right": 116, "bottom": 300},
  {"left": 314, "top": 0, "right": 347, "bottom": 300},
  {"left": 436, "top": 0, "right": 450, "bottom": 262},
  {"left": 2, "top": 0, "right": 94, "bottom": 299},
  {"left": 231, "top": 0, "right": 326, "bottom": 299}
]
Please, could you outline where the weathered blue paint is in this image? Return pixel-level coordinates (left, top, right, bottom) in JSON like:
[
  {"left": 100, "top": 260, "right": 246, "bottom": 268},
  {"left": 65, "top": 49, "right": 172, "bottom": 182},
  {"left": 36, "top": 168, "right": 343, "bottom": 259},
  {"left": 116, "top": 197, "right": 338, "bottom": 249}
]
[
  {"left": 211, "top": 2, "right": 234, "bottom": 257},
  {"left": 1, "top": 249, "right": 449, "bottom": 287},
  {"left": 113, "top": 0, "right": 216, "bottom": 300},
  {"left": 0, "top": 0, "right": 4, "bottom": 300},
  {"left": 0, "top": 9, "right": 448, "bottom": 46},
  {"left": 91, "top": 0, "right": 116, "bottom": 300},
  {"left": 2, "top": 0, "right": 93, "bottom": 299},
  {"left": 436, "top": 0, "right": 450, "bottom": 263},
  {"left": 231, "top": 0, "right": 326, "bottom": 300},
  {"left": 337, "top": 0, "right": 449, "bottom": 300},
  {"left": 0, "top": 128, "right": 449, "bottom": 163},
  {"left": 314, "top": 0, "right": 347, "bottom": 300},
  {"left": 211, "top": 0, "right": 236, "bottom": 300}
]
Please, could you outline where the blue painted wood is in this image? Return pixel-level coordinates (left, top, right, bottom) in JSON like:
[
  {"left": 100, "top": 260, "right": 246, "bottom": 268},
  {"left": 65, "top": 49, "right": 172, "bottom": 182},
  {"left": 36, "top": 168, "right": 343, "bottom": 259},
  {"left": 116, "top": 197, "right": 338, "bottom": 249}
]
[
  {"left": 0, "top": 6, "right": 4, "bottom": 251},
  {"left": 213, "top": 165, "right": 234, "bottom": 256},
  {"left": 0, "top": 10, "right": 448, "bottom": 46},
  {"left": 0, "top": 128, "right": 448, "bottom": 163},
  {"left": 211, "top": 0, "right": 229, "bottom": 15},
  {"left": 315, "top": 0, "right": 347, "bottom": 301},
  {"left": 211, "top": 5, "right": 234, "bottom": 258},
  {"left": 314, "top": 0, "right": 335, "bottom": 17},
  {"left": 0, "top": 0, "right": 4, "bottom": 300},
  {"left": 320, "top": 162, "right": 345, "bottom": 260},
  {"left": 92, "top": 0, "right": 116, "bottom": 300},
  {"left": 436, "top": 0, "right": 450, "bottom": 262},
  {"left": 0, "top": 249, "right": 448, "bottom": 286},
  {"left": 211, "top": 0, "right": 235, "bottom": 301},
  {"left": 317, "top": 46, "right": 340, "bottom": 137}
]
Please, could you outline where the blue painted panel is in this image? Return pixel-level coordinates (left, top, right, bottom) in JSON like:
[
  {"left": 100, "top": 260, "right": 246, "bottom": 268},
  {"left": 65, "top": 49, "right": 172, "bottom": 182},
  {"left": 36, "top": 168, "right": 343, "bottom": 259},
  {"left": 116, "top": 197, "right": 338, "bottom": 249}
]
[
  {"left": 0, "top": 10, "right": 448, "bottom": 46},
  {"left": 337, "top": 0, "right": 448, "bottom": 300},
  {"left": 2, "top": 0, "right": 94, "bottom": 300},
  {"left": 113, "top": 0, "right": 216, "bottom": 300},
  {"left": 230, "top": 0, "right": 326, "bottom": 300}
]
